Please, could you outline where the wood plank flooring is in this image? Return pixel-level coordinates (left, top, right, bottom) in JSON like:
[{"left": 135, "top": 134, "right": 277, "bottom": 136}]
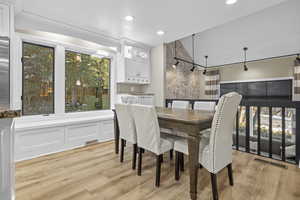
[{"left": 16, "top": 141, "right": 300, "bottom": 200}]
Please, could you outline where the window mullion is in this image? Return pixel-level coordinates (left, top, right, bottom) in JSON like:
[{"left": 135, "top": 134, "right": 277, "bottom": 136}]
[{"left": 55, "top": 45, "right": 66, "bottom": 115}]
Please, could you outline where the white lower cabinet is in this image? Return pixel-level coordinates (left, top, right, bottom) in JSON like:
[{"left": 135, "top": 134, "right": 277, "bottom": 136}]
[
  {"left": 66, "top": 122, "right": 99, "bottom": 149},
  {"left": 101, "top": 120, "right": 114, "bottom": 141},
  {"left": 15, "top": 119, "right": 114, "bottom": 161},
  {"left": 15, "top": 127, "right": 65, "bottom": 161}
]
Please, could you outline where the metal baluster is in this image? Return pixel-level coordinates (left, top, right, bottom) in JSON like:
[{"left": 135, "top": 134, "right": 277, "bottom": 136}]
[
  {"left": 281, "top": 107, "right": 286, "bottom": 161},
  {"left": 257, "top": 107, "right": 261, "bottom": 156},
  {"left": 236, "top": 111, "right": 239, "bottom": 150},
  {"left": 295, "top": 108, "right": 300, "bottom": 165},
  {"left": 269, "top": 107, "right": 273, "bottom": 158},
  {"left": 246, "top": 106, "right": 250, "bottom": 153}
]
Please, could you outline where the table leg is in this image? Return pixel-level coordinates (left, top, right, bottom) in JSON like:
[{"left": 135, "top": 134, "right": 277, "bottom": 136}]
[
  {"left": 188, "top": 136, "right": 200, "bottom": 200},
  {"left": 113, "top": 111, "right": 120, "bottom": 154}
]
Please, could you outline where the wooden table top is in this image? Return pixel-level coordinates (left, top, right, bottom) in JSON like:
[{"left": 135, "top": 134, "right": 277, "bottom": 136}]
[{"left": 156, "top": 107, "right": 214, "bottom": 125}]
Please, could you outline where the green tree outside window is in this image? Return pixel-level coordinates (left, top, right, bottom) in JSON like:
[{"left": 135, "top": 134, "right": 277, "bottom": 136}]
[{"left": 65, "top": 51, "right": 110, "bottom": 112}]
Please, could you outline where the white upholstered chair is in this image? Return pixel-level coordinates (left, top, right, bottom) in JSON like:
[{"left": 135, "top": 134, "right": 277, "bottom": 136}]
[
  {"left": 115, "top": 104, "right": 138, "bottom": 170},
  {"left": 131, "top": 104, "right": 174, "bottom": 187},
  {"left": 193, "top": 101, "right": 216, "bottom": 111},
  {"left": 166, "top": 100, "right": 190, "bottom": 157},
  {"left": 172, "top": 100, "right": 190, "bottom": 109},
  {"left": 174, "top": 92, "right": 242, "bottom": 200},
  {"left": 193, "top": 101, "right": 217, "bottom": 138}
]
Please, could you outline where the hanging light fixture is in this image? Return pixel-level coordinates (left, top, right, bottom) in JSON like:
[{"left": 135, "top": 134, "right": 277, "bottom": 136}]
[
  {"left": 190, "top": 34, "right": 196, "bottom": 72},
  {"left": 243, "top": 47, "right": 248, "bottom": 71},
  {"left": 172, "top": 33, "right": 205, "bottom": 70},
  {"left": 190, "top": 66, "right": 195, "bottom": 72},
  {"left": 173, "top": 60, "right": 179, "bottom": 69},
  {"left": 203, "top": 55, "right": 208, "bottom": 75},
  {"left": 172, "top": 41, "right": 179, "bottom": 69},
  {"left": 295, "top": 54, "right": 300, "bottom": 66}
]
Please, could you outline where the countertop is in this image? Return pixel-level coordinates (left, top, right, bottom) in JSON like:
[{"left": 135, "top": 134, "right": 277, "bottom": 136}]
[{"left": 0, "top": 109, "right": 21, "bottom": 119}]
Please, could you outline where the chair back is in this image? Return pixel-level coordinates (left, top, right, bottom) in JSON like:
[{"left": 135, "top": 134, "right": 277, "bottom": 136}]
[
  {"left": 115, "top": 104, "right": 137, "bottom": 144},
  {"left": 194, "top": 101, "right": 216, "bottom": 111},
  {"left": 131, "top": 105, "right": 161, "bottom": 154},
  {"left": 208, "top": 92, "right": 242, "bottom": 173},
  {"left": 172, "top": 101, "right": 190, "bottom": 109}
]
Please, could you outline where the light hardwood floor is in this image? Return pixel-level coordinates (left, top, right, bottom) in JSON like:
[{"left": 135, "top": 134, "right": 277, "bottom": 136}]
[{"left": 16, "top": 141, "right": 300, "bottom": 200}]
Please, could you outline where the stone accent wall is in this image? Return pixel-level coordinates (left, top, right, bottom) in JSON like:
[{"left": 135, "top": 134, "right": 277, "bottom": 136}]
[{"left": 165, "top": 41, "right": 205, "bottom": 99}]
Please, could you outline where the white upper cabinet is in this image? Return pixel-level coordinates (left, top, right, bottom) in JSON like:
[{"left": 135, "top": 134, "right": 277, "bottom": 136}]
[
  {"left": 117, "top": 42, "right": 151, "bottom": 84},
  {"left": 0, "top": 4, "right": 9, "bottom": 37}
]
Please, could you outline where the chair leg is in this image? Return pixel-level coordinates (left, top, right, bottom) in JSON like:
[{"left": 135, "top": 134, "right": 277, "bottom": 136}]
[
  {"left": 137, "top": 147, "right": 142, "bottom": 176},
  {"left": 175, "top": 151, "right": 180, "bottom": 181},
  {"left": 156, "top": 154, "right": 162, "bottom": 187},
  {"left": 132, "top": 144, "right": 137, "bottom": 170},
  {"left": 199, "top": 164, "right": 203, "bottom": 169},
  {"left": 120, "top": 139, "right": 125, "bottom": 163},
  {"left": 210, "top": 173, "right": 219, "bottom": 200},
  {"left": 179, "top": 153, "right": 184, "bottom": 172},
  {"left": 169, "top": 150, "right": 173, "bottom": 160},
  {"left": 227, "top": 163, "right": 234, "bottom": 186}
]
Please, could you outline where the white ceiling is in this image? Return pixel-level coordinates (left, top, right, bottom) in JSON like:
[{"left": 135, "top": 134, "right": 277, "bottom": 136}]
[{"left": 14, "top": 0, "right": 290, "bottom": 46}]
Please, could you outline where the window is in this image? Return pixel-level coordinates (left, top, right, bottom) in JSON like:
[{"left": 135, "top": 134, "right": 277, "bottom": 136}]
[
  {"left": 22, "top": 42, "right": 55, "bottom": 115},
  {"left": 65, "top": 51, "right": 110, "bottom": 112}
]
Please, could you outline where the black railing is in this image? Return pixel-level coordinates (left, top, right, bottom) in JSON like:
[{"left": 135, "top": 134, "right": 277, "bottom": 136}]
[{"left": 165, "top": 98, "right": 300, "bottom": 165}]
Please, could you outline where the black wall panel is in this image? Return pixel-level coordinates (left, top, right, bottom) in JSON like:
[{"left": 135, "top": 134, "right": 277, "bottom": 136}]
[
  {"left": 247, "top": 82, "right": 267, "bottom": 97},
  {"left": 236, "top": 83, "right": 248, "bottom": 96},
  {"left": 220, "top": 79, "right": 292, "bottom": 99},
  {"left": 267, "top": 80, "right": 292, "bottom": 97},
  {"left": 221, "top": 83, "right": 236, "bottom": 95}
]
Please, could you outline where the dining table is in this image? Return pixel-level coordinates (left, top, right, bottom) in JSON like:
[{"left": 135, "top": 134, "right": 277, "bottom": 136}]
[{"left": 113, "top": 106, "right": 214, "bottom": 200}]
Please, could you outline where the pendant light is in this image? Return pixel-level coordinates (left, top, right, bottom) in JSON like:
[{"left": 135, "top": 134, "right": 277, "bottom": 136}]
[
  {"left": 203, "top": 55, "right": 208, "bottom": 75},
  {"left": 172, "top": 41, "right": 179, "bottom": 69},
  {"left": 190, "top": 34, "right": 196, "bottom": 72},
  {"left": 243, "top": 47, "right": 248, "bottom": 71},
  {"left": 295, "top": 54, "right": 300, "bottom": 66},
  {"left": 190, "top": 66, "right": 195, "bottom": 72},
  {"left": 173, "top": 60, "right": 179, "bottom": 69}
]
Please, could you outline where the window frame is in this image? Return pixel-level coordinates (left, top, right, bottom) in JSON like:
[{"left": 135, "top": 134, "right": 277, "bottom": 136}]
[
  {"left": 64, "top": 49, "right": 112, "bottom": 113},
  {"left": 22, "top": 41, "right": 56, "bottom": 116},
  {"left": 16, "top": 33, "right": 116, "bottom": 118}
]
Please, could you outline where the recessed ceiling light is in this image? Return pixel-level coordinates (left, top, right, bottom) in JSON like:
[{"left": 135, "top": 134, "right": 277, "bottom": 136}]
[
  {"left": 226, "top": 0, "right": 237, "bottom": 5},
  {"left": 125, "top": 15, "right": 134, "bottom": 21},
  {"left": 157, "top": 30, "right": 165, "bottom": 36}
]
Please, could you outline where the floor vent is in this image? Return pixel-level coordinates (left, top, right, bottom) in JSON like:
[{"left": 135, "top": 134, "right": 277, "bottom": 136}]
[
  {"left": 86, "top": 140, "right": 99, "bottom": 146},
  {"left": 254, "top": 158, "right": 287, "bottom": 169}
]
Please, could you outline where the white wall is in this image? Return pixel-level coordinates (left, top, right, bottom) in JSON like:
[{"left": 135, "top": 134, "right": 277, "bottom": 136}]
[
  {"left": 147, "top": 45, "right": 165, "bottom": 106},
  {"left": 181, "top": 0, "right": 300, "bottom": 67},
  {"left": 15, "top": 11, "right": 120, "bottom": 50}
]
